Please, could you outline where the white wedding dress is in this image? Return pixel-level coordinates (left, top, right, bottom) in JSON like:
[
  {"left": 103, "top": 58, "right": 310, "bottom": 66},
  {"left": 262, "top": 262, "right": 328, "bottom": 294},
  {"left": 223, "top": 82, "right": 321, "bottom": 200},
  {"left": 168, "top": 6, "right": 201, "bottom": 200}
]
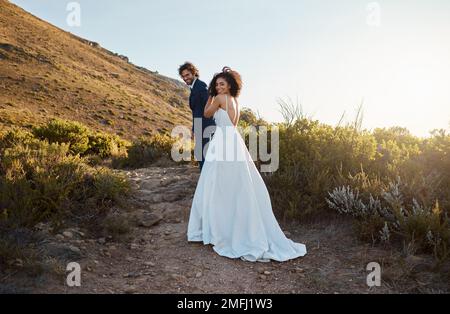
[{"left": 187, "top": 95, "right": 307, "bottom": 262}]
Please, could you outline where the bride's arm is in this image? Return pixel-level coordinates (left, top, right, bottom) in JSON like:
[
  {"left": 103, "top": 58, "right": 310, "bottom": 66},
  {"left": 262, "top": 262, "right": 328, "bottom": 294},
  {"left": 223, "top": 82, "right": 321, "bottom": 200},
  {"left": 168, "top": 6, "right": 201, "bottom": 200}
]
[{"left": 204, "top": 95, "right": 220, "bottom": 118}]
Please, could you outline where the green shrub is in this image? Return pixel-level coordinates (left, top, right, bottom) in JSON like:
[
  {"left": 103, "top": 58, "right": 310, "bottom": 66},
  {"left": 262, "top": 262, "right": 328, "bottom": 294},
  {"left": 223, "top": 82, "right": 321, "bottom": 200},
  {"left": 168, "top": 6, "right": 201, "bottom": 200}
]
[
  {"left": 0, "top": 135, "right": 130, "bottom": 229},
  {"left": 86, "top": 132, "right": 130, "bottom": 158},
  {"left": 264, "top": 118, "right": 377, "bottom": 220},
  {"left": 113, "top": 133, "right": 177, "bottom": 169},
  {"left": 32, "top": 118, "right": 131, "bottom": 159},
  {"left": 327, "top": 182, "right": 449, "bottom": 262},
  {"left": 32, "top": 119, "right": 90, "bottom": 156}
]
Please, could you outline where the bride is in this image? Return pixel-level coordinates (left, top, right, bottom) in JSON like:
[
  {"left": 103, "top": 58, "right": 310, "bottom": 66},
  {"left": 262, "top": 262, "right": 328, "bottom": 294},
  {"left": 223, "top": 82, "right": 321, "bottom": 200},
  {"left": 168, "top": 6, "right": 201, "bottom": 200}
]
[{"left": 187, "top": 67, "right": 307, "bottom": 262}]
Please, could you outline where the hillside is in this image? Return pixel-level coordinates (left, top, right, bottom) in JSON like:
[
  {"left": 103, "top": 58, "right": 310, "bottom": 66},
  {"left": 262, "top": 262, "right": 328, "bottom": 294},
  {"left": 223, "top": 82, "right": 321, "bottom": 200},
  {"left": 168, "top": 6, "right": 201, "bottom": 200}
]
[{"left": 0, "top": 0, "right": 191, "bottom": 140}]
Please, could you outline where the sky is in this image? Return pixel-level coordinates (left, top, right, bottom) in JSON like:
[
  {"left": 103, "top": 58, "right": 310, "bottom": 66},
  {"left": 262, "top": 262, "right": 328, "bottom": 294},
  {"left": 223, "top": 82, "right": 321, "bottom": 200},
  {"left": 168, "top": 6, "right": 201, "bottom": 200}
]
[{"left": 10, "top": 0, "right": 450, "bottom": 137}]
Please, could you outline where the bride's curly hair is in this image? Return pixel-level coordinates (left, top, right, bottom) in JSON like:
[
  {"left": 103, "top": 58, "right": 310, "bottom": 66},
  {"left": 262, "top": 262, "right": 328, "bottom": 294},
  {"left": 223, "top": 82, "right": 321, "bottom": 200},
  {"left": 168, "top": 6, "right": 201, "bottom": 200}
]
[{"left": 208, "top": 66, "right": 242, "bottom": 97}]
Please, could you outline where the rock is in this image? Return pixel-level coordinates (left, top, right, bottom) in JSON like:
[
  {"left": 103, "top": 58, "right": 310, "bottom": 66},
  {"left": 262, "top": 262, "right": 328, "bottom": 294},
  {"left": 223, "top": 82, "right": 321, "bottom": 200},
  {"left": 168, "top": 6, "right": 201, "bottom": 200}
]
[
  {"left": 43, "top": 242, "right": 82, "bottom": 260},
  {"left": 68, "top": 245, "right": 81, "bottom": 254},
  {"left": 263, "top": 271, "right": 271, "bottom": 275},
  {"left": 294, "top": 267, "right": 305, "bottom": 273},
  {"left": 137, "top": 212, "right": 163, "bottom": 228},
  {"left": 102, "top": 250, "right": 111, "bottom": 257},
  {"left": 195, "top": 272, "right": 202, "bottom": 278},
  {"left": 13, "top": 259, "right": 23, "bottom": 267},
  {"left": 259, "top": 275, "right": 267, "bottom": 280},
  {"left": 98, "top": 238, "right": 106, "bottom": 245},
  {"left": 130, "top": 243, "right": 139, "bottom": 250},
  {"left": 63, "top": 231, "right": 74, "bottom": 239},
  {"left": 55, "top": 234, "right": 65, "bottom": 241},
  {"left": 123, "top": 272, "right": 140, "bottom": 278},
  {"left": 124, "top": 286, "right": 137, "bottom": 294},
  {"left": 162, "top": 193, "right": 183, "bottom": 202},
  {"left": 170, "top": 274, "right": 187, "bottom": 281}
]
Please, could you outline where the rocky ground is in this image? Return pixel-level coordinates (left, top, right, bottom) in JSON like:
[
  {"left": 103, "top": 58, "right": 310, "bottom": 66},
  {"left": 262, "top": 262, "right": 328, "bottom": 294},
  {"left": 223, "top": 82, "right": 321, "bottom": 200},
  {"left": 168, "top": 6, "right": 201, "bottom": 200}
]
[{"left": 1, "top": 164, "right": 448, "bottom": 294}]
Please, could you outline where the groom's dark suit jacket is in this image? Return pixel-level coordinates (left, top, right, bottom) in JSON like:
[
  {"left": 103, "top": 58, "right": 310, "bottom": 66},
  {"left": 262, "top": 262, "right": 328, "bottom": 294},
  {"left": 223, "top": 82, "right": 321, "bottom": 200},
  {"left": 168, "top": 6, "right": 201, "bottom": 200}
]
[{"left": 189, "top": 79, "right": 216, "bottom": 136}]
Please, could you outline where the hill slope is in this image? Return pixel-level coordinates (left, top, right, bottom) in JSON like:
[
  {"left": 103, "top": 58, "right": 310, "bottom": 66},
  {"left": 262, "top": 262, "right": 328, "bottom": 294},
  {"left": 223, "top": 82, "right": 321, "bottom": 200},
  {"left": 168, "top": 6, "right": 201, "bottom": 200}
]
[{"left": 0, "top": 0, "right": 191, "bottom": 140}]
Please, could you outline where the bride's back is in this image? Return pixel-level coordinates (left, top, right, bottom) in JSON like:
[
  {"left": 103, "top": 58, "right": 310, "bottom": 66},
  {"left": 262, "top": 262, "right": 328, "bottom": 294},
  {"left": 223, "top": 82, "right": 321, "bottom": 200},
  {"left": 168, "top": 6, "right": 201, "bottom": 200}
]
[{"left": 215, "top": 94, "right": 239, "bottom": 127}]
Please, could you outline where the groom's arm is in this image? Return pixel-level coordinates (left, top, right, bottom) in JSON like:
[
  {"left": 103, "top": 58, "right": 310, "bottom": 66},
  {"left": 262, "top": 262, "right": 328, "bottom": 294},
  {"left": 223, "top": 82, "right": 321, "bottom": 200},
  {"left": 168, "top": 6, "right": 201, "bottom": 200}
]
[{"left": 199, "top": 84, "right": 209, "bottom": 116}]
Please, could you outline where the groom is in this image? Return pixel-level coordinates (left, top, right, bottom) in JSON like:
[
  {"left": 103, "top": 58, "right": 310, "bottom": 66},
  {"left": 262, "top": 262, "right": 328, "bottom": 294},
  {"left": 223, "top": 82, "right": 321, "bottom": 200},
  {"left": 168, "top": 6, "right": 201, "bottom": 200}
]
[{"left": 178, "top": 62, "right": 216, "bottom": 171}]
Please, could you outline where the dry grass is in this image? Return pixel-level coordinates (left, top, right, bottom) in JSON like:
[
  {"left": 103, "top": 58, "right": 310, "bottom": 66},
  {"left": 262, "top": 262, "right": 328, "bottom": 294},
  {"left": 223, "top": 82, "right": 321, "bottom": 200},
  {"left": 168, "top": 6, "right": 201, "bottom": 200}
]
[{"left": 0, "top": 0, "right": 191, "bottom": 142}]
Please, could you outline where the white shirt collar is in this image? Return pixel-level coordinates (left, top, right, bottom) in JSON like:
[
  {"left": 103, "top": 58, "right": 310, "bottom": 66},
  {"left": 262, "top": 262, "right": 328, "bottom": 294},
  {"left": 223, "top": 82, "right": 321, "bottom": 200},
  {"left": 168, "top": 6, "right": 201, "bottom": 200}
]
[{"left": 189, "top": 78, "right": 197, "bottom": 90}]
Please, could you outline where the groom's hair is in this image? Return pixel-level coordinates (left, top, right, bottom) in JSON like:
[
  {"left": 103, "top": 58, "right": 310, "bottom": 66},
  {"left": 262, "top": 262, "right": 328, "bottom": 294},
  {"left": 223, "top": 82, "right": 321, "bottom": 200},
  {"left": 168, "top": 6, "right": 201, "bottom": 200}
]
[{"left": 178, "top": 62, "right": 200, "bottom": 77}]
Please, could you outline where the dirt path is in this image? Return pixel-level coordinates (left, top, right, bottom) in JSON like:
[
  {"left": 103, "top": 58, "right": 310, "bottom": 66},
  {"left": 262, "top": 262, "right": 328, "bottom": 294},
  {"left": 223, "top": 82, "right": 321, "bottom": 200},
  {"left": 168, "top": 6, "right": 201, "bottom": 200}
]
[{"left": 3, "top": 164, "right": 447, "bottom": 294}]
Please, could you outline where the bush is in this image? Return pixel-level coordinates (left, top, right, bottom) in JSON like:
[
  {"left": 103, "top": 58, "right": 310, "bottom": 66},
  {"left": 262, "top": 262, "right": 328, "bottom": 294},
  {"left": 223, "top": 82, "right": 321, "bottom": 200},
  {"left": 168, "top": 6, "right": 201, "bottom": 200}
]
[
  {"left": 32, "top": 119, "right": 90, "bottom": 156},
  {"left": 257, "top": 101, "right": 449, "bottom": 262},
  {"left": 0, "top": 125, "right": 131, "bottom": 271},
  {"left": 113, "top": 133, "right": 177, "bottom": 169},
  {"left": 264, "top": 118, "right": 377, "bottom": 220},
  {"left": 327, "top": 181, "right": 449, "bottom": 262},
  {"left": 0, "top": 138, "right": 130, "bottom": 229},
  {"left": 86, "top": 132, "right": 130, "bottom": 158},
  {"left": 32, "top": 118, "right": 130, "bottom": 159}
]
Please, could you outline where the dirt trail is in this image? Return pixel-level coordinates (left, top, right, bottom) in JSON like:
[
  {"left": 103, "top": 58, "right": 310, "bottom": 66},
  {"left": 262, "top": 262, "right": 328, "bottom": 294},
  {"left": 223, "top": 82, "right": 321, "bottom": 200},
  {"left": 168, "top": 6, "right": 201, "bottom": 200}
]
[{"left": 3, "top": 164, "right": 445, "bottom": 294}]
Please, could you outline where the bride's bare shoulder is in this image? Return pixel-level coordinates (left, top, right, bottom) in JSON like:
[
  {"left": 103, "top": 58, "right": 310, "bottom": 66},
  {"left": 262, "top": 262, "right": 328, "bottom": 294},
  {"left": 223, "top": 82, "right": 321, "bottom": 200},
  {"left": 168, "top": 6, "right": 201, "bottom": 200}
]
[{"left": 213, "top": 94, "right": 226, "bottom": 103}]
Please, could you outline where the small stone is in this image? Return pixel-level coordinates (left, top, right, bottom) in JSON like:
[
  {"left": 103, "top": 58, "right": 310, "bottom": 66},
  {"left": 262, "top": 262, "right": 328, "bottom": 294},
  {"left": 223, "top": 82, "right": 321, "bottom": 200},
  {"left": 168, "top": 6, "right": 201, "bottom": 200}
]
[
  {"left": 195, "top": 272, "right": 202, "bottom": 278},
  {"left": 124, "top": 286, "right": 137, "bottom": 294},
  {"left": 130, "top": 243, "right": 139, "bottom": 250},
  {"left": 63, "top": 231, "right": 74, "bottom": 238},
  {"left": 68, "top": 245, "right": 81, "bottom": 254},
  {"left": 295, "top": 268, "right": 305, "bottom": 273},
  {"left": 259, "top": 275, "right": 267, "bottom": 280},
  {"left": 263, "top": 271, "right": 271, "bottom": 275},
  {"left": 13, "top": 258, "right": 24, "bottom": 267},
  {"left": 284, "top": 231, "right": 292, "bottom": 237},
  {"left": 55, "top": 234, "right": 65, "bottom": 241},
  {"left": 144, "top": 262, "right": 155, "bottom": 267},
  {"left": 123, "top": 272, "right": 140, "bottom": 278},
  {"left": 171, "top": 274, "right": 186, "bottom": 281},
  {"left": 98, "top": 238, "right": 106, "bottom": 245}
]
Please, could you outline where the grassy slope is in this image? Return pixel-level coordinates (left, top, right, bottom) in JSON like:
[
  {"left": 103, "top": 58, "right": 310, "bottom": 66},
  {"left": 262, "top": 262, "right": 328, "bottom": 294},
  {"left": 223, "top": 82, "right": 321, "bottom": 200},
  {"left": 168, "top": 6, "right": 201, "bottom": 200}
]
[{"left": 0, "top": 0, "right": 191, "bottom": 141}]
